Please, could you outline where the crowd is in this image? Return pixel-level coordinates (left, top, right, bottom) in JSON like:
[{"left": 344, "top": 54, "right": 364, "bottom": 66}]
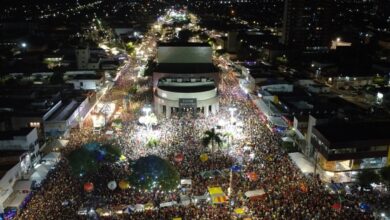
[{"left": 17, "top": 53, "right": 389, "bottom": 220}]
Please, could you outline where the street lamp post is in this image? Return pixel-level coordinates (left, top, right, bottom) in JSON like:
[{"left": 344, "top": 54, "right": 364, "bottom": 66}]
[
  {"left": 228, "top": 107, "right": 237, "bottom": 125},
  {"left": 142, "top": 105, "right": 152, "bottom": 131}
]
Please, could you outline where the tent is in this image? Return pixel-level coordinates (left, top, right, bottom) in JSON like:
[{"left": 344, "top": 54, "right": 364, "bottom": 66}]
[
  {"left": 208, "top": 187, "right": 228, "bottom": 204},
  {"left": 180, "top": 195, "right": 191, "bottom": 206},
  {"left": 281, "top": 136, "right": 294, "bottom": 143},
  {"left": 30, "top": 164, "right": 51, "bottom": 183},
  {"left": 134, "top": 204, "right": 145, "bottom": 212},
  {"left": 42, "top": 152, "right": 61, "bottom": 163},
  {"left": 192, "top": 194, "right": 209, "bottom": 203},
  {"left": 180, "top": 179, "right": 192, "bottom": 185},
  {"left": 244, "top": 189, "right": 266, "bottom": 200},
  {"left": 160, "top": 201, "right": 177, "bottom": 208}
]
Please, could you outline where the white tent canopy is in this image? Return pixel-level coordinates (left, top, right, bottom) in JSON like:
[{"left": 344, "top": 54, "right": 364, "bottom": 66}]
[
  {"left": 282, "top": 136, "right": 294, "bottom": 142},
  {"left": 159, "top": 201, "right": 177, "bottom": 208},
  {"left": 288, "top": 152, "right": 314, "bottom": 175},
  {"left": 30, "top": 164, "right": 52, "bottom": 183},
  {"left": 180, "top": 179, "right": 192, "bottom": 185},
  {"left": 42, "top": 152, "right": 61, "bottom": 162},
  {"left": 245, "top": 189, "right": 265, "bottom": 198}
]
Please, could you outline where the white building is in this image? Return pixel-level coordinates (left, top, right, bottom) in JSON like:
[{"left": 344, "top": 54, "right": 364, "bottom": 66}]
[
  {"left": 67, "top": 74, "right": 103, "bottom": 91},
  {"left": 44, "top": 98, "right": 90, "bottom": 138},
  {"left": 153, "top": 42, "right": 220, "bottom": 118},
  {"left": 0, "top": 128, "right": 39, "bottom": 154}
]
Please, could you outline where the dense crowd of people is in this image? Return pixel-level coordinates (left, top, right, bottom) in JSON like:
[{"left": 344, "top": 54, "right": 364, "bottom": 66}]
[{"left": 17, "top": 52, "right": 389, "bottom": 220}]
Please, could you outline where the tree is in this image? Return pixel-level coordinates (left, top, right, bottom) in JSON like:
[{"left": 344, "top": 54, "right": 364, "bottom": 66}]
[
  {"left": 100, "top": 144, "right": 122, "bottom": 163},
  {"left": 67, "top": 147, "right": 99, "bottom": 176},
  {"left": 202, "top": 128, "right": 223, "bottom": 154},
  {"left": 380, "top": 166, "right": 390, "bottom": 186},
  {"left": 66, "top": 143, "right": 122, "bottom": 176},
  {"left": 357, "top": 169, "right": 380, "bottom": 190},
  {"left": 129, "top": 155, "right": 180, "bottom": 191}
]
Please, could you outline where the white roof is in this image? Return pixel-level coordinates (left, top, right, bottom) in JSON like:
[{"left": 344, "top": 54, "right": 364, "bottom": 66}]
[
  {"left": 159, "top": 201, "right": 177, "bottom": 208},
  {"left": 244, "top": 189, "right": 265, "bottom": 198},
  {"left": 282, "top": 136, "right": 294, "bottom": 142},
  {"left": 105, "top": 130, "right": 114, "bottom": 135},
  {"left": 6, "top": 192, "right": 28, "bottom": 208},
  {"left": 288, "top": 152, "right": 314, "bottom": 175},
  {"left": 30, "top": 164, "right": 51, "bottom": 183},
  {"left": 42, "top": 152, "right": 61, "bottom": 162},
  {"left": 13, "top": 180, "right": 32, "bottom": 192},
  {"left": 180, "top": 179, "right": 192, "bottom": 185}
]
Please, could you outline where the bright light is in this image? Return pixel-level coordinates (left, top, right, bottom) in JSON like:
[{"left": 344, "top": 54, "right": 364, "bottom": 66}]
[
  {"left": 21, "top": 42, "right": 27, "bottom": 48},
  {"left": 336, "top": 37, "right": 341, "bottom": 42},
  {"left": 377, "top": 92, "right": 384, "bottom": 99},
  {"left": 143, "top": 106, "right": 152, "bottom": 115},
  {"left": 228, "top": 107, "right": 237, "bottom": 119},
  {"left": 381, "top": 213, "right": 385, "bottom": 217}
]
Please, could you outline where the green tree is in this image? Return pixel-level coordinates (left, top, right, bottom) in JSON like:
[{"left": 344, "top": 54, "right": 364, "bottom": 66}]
[
  {"left": 129, "top": 155, "right": 180, "bottom": 191},
  {"left": 202, "top": 128, "right": 223, "bottom": 154},
  {"left": 357, "top": 169, "right": 380, "bottom": 190},
  {"left": 125, "top": 42, "right": 135, "bottom": 55},
  {"left": 67, "top": 147, "right": 99, "bottom": 176},
  {"left": 101, "top": 144, "right": 122, "bottom": 163},
  {"left": 380, "top": 166, "right": 390, "bottom": 186}
]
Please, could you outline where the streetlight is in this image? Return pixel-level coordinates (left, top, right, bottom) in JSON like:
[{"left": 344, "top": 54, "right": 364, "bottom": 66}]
[
  {"left": 21, "top": 42, "right": 27, "bottom": 48},
  {"left": 228, "top": 107, "right": 237, "bottom": 122},
  {"left": 142, "top": 105, "right": 152, "bottom": 116}
]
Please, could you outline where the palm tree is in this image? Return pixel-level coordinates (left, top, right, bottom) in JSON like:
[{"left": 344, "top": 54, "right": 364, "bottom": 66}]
[{"left": 202, "top": 128, "right": 223, "bottom": 154}]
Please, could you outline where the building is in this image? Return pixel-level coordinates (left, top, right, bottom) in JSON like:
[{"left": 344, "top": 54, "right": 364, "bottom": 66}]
[
  {"left": 67, "top": 74, "right": 104, "bottom": 91},
  {"left": 281, "top": 0, "right": 332, "bottom": 54},
  {"left": 311, "top": 121, "right": 390, "bottom": 182},
  {"left": 0, "top": 87, "right": 93, "bottom": 139},
  {"left": 75, "top": 47, "right": 101, "bottom": 70},
  {"left": 153, "top": 42, "right": 220, "bottom": 117}
]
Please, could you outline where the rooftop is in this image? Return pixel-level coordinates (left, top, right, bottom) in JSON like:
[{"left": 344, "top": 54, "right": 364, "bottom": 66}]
[
  {"left": 0, "top": 128, "right": 35, "bottom": 141},
  {"left": 158, "top": 85, "right": 216, "bottom": 93},
  {"left": 314, "top": 121, "right": 390, "bottom": 148},
  {"left": 155, "top": 63, "right": 218, "bottom": 74},
  {"left": 158, "top": 42, "right": 210, "bottom": 47}
]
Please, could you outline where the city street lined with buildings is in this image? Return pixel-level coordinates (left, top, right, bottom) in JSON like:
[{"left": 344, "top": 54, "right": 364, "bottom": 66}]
[
  {"left": 0, "top": 2, "right": 389, "bottom": 219},
  {"left": 15, "top": 16, "right": 390, "bottom": 219}
]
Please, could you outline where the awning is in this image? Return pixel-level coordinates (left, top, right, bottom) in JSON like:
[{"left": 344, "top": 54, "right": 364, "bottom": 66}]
[{"left": 288, "top": 152, "right": 314, "bottom": 175}]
